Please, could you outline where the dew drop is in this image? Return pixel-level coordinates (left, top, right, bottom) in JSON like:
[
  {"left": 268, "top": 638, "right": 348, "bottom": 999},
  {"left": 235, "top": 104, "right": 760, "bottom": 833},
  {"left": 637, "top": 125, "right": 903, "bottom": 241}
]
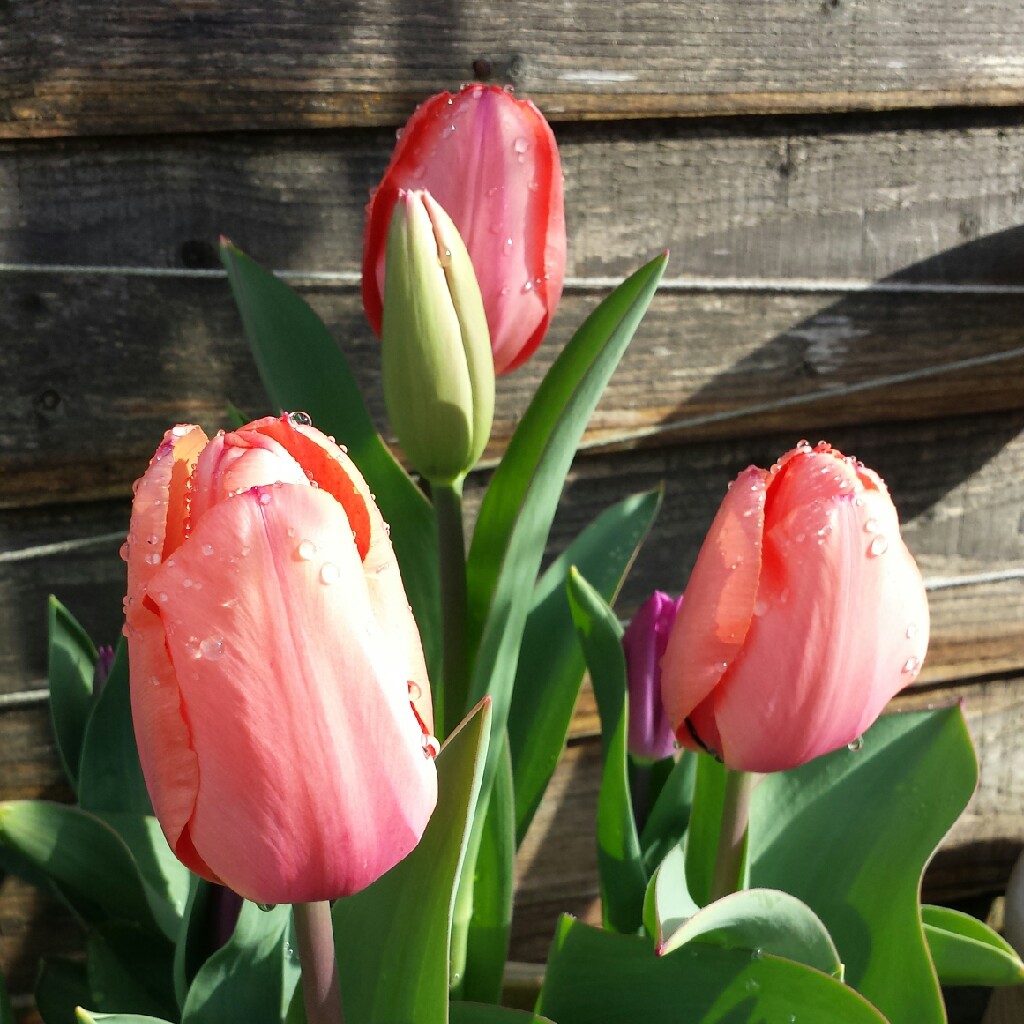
[
  {"left": 522, "top": 279, "right": 534, "bottom": 293},
  {"left": 867, "top": 535, "right": 888, "bottom": 557},
  {"left": 259, "top": 491, "right": 273, "bottom": 505},
  {"left": 395, "top": 127, "right": 403, "bottom": 140},
  {"left": 527, "top": 179, "right": 539, "bottom": 192},
  {"left": 751, "top": 948, "right": 763, "bottom": 960},
  {"left": 513, "top": 136, "right": 529, "bottom": 154},
  {"left": 185, "top": 636, "right": 201, "bottom": 658},
  {"left": 408, "top": 680, "right": 422, "bottom": 700},
  {"left": 848, "top": 736, "right": 864, "bottom": 752},
  {"left": 240, "top": 546, "right": 251, "bottom": 557},
  {"left": 131, "top": 478, "right": 142, "bottom": 495},
  {"left": 422, "top": 733, "right": 441, "bottom": 759},
  {"left": 902, "top": 656, "right": 921, "bottom": 675},
  {"left": 158, "top": 592, "right": 169, "bottom": 603},
  {"left": 297, "top": 539, "right": 317, "bottom": 561},
  {"left": 256, "top": 903, "right": 276, "bottom": 912},
  {"left": 320, "top": 562, "right": 341, "bottom": 585},
  {"left": 182, "top": 577, "right": 192, "bottom": 588},
  {"left": 287, "top": 526, "right": 296, "bottom": 538},
  {"left": 221, "top": 597, "right": 238, "bottom": 609},
  {"left": 487, "top": 185, "right": 500, "bottom": 198},
  {"left": 744, "top": 978, "right": 760, "bottom": 993},
  {"left": 906, "top": 623, "right": 919, "bottom": 639},
  {"left": 201, "top": 543, "right": 215, "bottom": 556},
  {"left": 439, "top": 247, "right": 452, "bottom": 267},
  {"left": 150, "top": 675, "right": 161, "bottom": 687},
  {"left": 199, "top": 637, "right": 225, "bottom": 661},
  {"left": 288, "top": 411, "right": 313, "bottom": 426},
  {"left": 863, "top": 518, "right": 881, "bottom": 534},
  {"left": 503, "top": 236, "right": 514, "bottom": 256},
  {"left": 119, "top": 541, "right": 131, "bottom": 561},
  {"left": 753, "top": 598, "right": 769, "bottom": 617},
  {"left": 171, "top": 424, "right": 190, "bottom": 436}
]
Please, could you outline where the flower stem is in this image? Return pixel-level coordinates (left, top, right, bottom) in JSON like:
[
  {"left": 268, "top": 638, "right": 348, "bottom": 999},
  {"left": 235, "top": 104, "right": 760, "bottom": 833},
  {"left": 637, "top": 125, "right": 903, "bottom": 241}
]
[
  {"left": 709, "top": 769, "right": 756, "bottom": 902},
  {"left": 434, "top": 477, "right": 469, "bottom": 739},
  {"left": 293, "top": 901, "right": 343, "bottom": 1024}
]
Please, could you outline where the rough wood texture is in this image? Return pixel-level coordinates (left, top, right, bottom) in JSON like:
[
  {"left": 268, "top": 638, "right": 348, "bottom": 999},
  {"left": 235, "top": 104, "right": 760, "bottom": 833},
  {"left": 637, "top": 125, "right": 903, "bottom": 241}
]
[{"left": 5, "top": 1, "right": 1024, "bottom": 137}]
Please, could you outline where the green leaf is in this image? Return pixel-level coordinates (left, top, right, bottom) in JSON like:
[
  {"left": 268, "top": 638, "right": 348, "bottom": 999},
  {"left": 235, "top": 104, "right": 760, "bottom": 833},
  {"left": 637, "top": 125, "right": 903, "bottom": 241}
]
[
  {"left": 48, "top": 596, "right": 98, "bottom": 790},
  {"left": 450, "top": 1005, "right": 555, "bottom": 1024},
  {"left": 219, "top": 241, "right": 441, "bottom": 688},
  {"left": 0, "top": 971, "right": 15, "bottom": 1024},
  {"left": 566, "top": 568, "right": 646, "bottom": 934},
  {"left": 331, "top": 699, "right": 490, "bottom": 1024},
  {"left": 79, "top": 641, "right": 151, "bottom": 816},
  {"left": 537, "top": 916, "right": 888, "bottom": 1024},
  {"left": 922, "top": 904, "right": 1024, "bottom": 987},
  {"left": 684, "top": 753, "right": 731, "bottom": 908},
  {"left": 181, "top": 901, "right": 298, "bottom": 1024},
  {"left": 0, "top": 801, "right": 161, "bottom": 934},
  {"left": 638, "top": 751, "right": 697, "bottom": 874},
  {"left": 465, "top": 253, "right": 667, "bottom": 816},
  {"left": 462, "top": 734, "right": 515, "bottom": 1004},
  {"left": 36, "top": 958, "right": 91, "bottom": 1024},
  {"left": 750, "top": 706, "right": 978, "bottom": 1024},
  {"left": 510, "top": 487, "right": 663, "bottom": 845},
  {"left": 86, "top": 923, "right": 178, "bottom": 1020},
  {"left": 644, "top": 843, "right": 699, "bottom": 943},
  {"left": 76, "top": 1013, "right": 176, "bottom": 1024}
]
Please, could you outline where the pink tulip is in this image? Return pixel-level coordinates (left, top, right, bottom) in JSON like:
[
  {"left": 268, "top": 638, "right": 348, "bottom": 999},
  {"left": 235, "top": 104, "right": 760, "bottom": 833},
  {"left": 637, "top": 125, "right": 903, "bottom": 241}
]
[
  {"left": 623, "top": 592, "right": 683, "bottom": 761},
  {"left": 363, "top": 83, "right": 566, "bottom": 375},
  {"left": 121, "top": 414, "right": 437, "bottom": 904},
  {"left": 661, "top": 441, "right": 929, "bottom": 773}
]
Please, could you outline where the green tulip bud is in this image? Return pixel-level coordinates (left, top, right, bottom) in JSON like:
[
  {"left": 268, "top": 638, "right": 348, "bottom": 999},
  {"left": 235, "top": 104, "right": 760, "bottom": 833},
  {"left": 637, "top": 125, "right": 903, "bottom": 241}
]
[{"left": 380, "top": 189, "right": 496, "bottom": 484}]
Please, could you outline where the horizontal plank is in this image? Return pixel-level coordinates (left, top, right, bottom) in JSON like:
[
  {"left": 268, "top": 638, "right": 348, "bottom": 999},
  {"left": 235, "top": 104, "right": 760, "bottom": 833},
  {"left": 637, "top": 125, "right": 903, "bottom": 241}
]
[
  {"left": 3, "top": 276, "right": 1024, "bottom": 508},
  {"left": 4, "top": 2, "right": 1024, "bottom": 137},
  {"left": 4, "top": 411, "right": 1024, "bottom": 695},
  {"left": 5, "top": 112, "right": 1024, "bottom": 283}
]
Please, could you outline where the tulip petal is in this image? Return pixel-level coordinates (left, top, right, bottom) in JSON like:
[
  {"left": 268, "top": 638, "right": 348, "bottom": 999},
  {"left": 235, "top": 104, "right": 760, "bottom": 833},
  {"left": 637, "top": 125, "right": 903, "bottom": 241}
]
[
  {"left": 147, "top": 483, "right": 437, "bottom": 903},
  {"left": 714, "top": 464, "right": 930, "bottom": 772},
  {"left": 661, "top": 466, "right": 767, "bottom": 748}
]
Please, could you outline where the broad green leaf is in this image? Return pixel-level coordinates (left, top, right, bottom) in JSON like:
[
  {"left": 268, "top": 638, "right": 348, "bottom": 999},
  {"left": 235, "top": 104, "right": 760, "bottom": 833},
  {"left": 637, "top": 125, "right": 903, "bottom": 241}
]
[
  {"left": 181, "top": 901, "right": 298, "bottom": 1024},
  {"left": 566, "top": 568, "right": 646, "bottom": 934},
  {"left": 77, "top": 1013, "right": 175, "bottom": 1024},
  {"left": 538, "top": 916, "right": 888, "bottom": 1024},
  {"left": 638, "top": 751, "right": 697, "bottom": 874},
  {"left": 510, "top": 487, "right": 663, "bottom": 845},
  {"left": 684, "top": 753, "right": 731, "bottom": 908},
  {"left": 79, "top": 641, "right": 151, "bottom": 816},
  {"left": 173, "top": 877, "right": 235, "bottom": 1009},
  {"left": 331, "top": 700, "right": 490, "bottom": 1024},
  {"left": 220, "top": 242, "right": 441, "bottom": 687},
  {"left": 465, "top": 253, "right": 667, "bottom": 814},
  {"left": 0, "top": 801, "right": 161, "bottom": 934},
  {"left": 644, "top": 843, "right": 699, "bottom": 943},
  {"left": 659, "top": 887, "right": 842, "bottom": 978},
  {"left": 450, "top": 1005, "right": 555, "bottom": 1024},
  {"left": 48, "top": 596, "right": 98, "bottom": 790},
  {"left": 86, "top": 923, "right": 178, "bottom": 1020},
  {"left": 462, "top": 734, "right": 515, "bottom": 1004},
  {"left": 922, "top": 904, "right": 1024, "bottom": 987},
  {"left": 37, "top": 958, "right": 90, "bottom": 1024},
  {"left": 750, "top": 706, "right": 978, "bottom": 1024}
]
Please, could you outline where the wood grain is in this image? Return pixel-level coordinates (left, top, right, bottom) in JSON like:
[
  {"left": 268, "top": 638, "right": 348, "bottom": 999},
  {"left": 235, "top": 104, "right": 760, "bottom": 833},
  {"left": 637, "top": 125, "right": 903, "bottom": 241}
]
[{"left": 4, "top": 1, "right": 1024, "bottom": 137}]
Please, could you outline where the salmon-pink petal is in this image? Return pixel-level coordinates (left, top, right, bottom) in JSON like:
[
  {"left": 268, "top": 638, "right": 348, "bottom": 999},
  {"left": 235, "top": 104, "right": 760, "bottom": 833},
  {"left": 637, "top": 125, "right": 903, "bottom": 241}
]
[
  {"left": 123, "top": 603, "right": 216, "bottom": 882},
  {"left": 124, "top": 425, "right": 207, "bottom": 609},
  {"left": 713, "top": 485, "right": 929, "bottom": 772},
  {"left": 661, "top": 466, "right": 767, "bottom": 732},
  {"left": 147, "top": 483, "right": 437, "bottom": 903}
]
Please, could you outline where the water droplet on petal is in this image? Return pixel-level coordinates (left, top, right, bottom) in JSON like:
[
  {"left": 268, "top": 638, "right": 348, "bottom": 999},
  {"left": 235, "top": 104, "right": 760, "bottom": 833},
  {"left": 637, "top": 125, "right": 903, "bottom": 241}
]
[
  {"left": 863, "top": 518, "right": 881, "bottom": 534},
  {"left": 297, "top": 539, "right": 317, "bottom": 561},
  {"left": 522, "top": 279, "right": 534, "bottom": 293},
  {"left": 503, "top": 236, "right": 514, "bottom": 256},
  {"left": 182, "top": 577, "right": 192, "bottom": 588},
  {"left": 150, "top": 675, "right": 161, "bottom": 687},
  {"left": 259, "top": 492, "right": 273, "bottom": 506},
  {"left": 288, "top": 411, "right": 313, "bottom": 426},
  {"left": 848, "top": 736, "right": 864, "bottom": 752},
  {"left": 906, "top": 623, "right": 919, "bottom": 639},
  {"left": 200, "top": 637, "right": 225, "bottom": 660},
  {"left": 241, "top": 546, "right": 251, "bottom": 557},
  {"left": 902, "top": 656, "right": 920, "bottom": 675},
  {"left": 868, "top": 535, "right": 888, "bottom": 557},
  {"left": 221, "top": 597, "right": 238, "bottom": 609},
  {"left": 119, "top": 541, "right": 131, "bottom": 561},
  {"left": 201, "top": 543, "right": 214, "bottom": 556},
  {"left": 158, "top": 592, "right": 169, "bottom": 603},
  {"left": 439, "top": 247, "right": 452, "bottom": 267},
  {"left": 171, "top": 424, "right": 190, "bottom": 436},
  {"left": 422, "top": 734, "right": 440, "bottom": 759},
  {"left": 408, "top": 680, "right": 422, "bottom": 700},
  {"left": 185, "top": 636, "right": 201, "bottom": 658},
  {"left": 513, "top": 136, "right": 529, "bottom": 154},
  {"left": 320, "top": 562, "right": 341, "bottom": 585}
]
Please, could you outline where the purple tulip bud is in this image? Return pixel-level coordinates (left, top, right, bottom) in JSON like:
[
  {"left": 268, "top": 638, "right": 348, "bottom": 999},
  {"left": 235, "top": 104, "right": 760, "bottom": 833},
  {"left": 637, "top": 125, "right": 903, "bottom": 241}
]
[{"left": 623, "top": 592, "right": 683, "bottom": 761}]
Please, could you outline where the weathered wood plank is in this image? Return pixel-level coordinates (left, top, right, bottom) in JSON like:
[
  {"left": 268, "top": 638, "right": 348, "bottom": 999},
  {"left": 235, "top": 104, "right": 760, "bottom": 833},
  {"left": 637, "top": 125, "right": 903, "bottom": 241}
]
[
  {"left": 5, "top": 114, "right": 1024, "bottom": 283},
  {"left": 3, "top": 276, "right": 1024, "bottom": 507},
  {"left": 4, "top": 1, "right": 1024, "bottom": 137}
]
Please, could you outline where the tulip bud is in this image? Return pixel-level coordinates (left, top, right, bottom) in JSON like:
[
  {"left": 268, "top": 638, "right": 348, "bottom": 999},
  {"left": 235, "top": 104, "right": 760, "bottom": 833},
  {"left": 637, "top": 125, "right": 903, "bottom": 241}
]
[
  {"left": 380, "top": 189, "right": 495, "bottom": 484},
  {"left": 364, "top": 83, "right": 566, "bottom": 375},
  {"left": 622, "top": 592, "right": 683, "bottom": 761},
  {"left": 661, "top": 440, "right": 930, "bottom": 774}
]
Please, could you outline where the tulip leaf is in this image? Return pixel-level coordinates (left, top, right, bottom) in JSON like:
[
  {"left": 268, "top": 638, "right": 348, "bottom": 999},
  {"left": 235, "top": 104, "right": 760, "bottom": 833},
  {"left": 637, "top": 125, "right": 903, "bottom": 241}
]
[
  {"left": 566, "top": 567, "right": 647, "bottom": 934},
  {"left": 510, "top": 486, "right": 663, "bottom": 846},
  {"left": 86, "top": 923, "right": 178, "bottom": 1021},
  {"left": 331, "top": 699, "right": 490, "bottom": 1024},
  {"left": 537, "top": 916, "right": 888, "bottom": 1024},
  {"left": 684, "top": 753, "right": 734, "bottom": 909},
  {"left": 219, "top": 241, "right": 441, "bottom": 686},
  {"left": 181, "top": 901, "right": 298, "bottom": 1024},
  {"left": 0, "top": 972, "right": 14, "bottom": 1024},
  {"left": 79, "top": 640, "right": 152, "bottom": 816},
  {"left": 450, "top": 1005, "right": 555, "bottom": 1024},
  {"left": 638, "top": 751, "right": 697, "bottom": 874},
  {"left": 921, "top": 904, "right": 1024, "bottom": 987},
  {"left": 36, "top": 958, "right": 91, "bottom": 1024},
  {"left": 643, "top": 842, "right": 699, "bottom": 943},
  {"left": 465, "top": 253, "right": 667, "bottom": 809},
  {"left": 48, "top": 595, "right": 98, "bottom": 790},
  {"left": 749, "top": 706, "right": 978, "bottom": 1024},
  {"left": 0, "top": 801, "right": 162, "bottom": 935},
  {"left": 76, "top": 1014, "right": 176, "bottom": 1024}
]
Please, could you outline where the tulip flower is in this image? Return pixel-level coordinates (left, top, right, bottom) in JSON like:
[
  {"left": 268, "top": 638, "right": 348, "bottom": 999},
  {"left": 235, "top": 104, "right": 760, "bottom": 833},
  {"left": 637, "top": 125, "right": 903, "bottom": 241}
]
[
  {"left": 121, "top": 414, "right": 438, "bottom": 904},
  {"left": 363, "top": 83, "right": 566, "bottom": 375},
  {"left": 623, "top": 592, "right": 683, "bottom": 761},
  {"left": 381, "top": 188, "right": 495, "bottom": 483},
  {"left": 661, "top": 440, "right": 929, "bottom": 774}
]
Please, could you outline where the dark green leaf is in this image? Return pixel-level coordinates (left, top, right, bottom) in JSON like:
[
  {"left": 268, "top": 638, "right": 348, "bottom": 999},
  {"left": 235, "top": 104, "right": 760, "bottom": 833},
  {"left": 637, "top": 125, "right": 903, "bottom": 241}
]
[
  {"left": 510, "top": 488, "right": 662, "bottom": 845},
  {"left": 684, "top": 753, "right": 731, "bottom": 908},
  {"left": 86, "top": 923, "right": 178, "bottom": 1020},
  {"left": 36, "top": 959, "right": 91, "bottom": 1024},
  {"left": 638, "top": 751, "right": 697, "bottom": 874},
  {"left": 566, "top": 568, "right": 646, "bottom": 934},
  {"left": 76, "top": 1013, "right": 176, "bottom": 1024},
  {"left": 48, "top": 596, "right": 98, "bottom": 790},
  {"left": 331, "top": 700, "right": 490, "bottom": 1024},
  {"left": 0, "top": 971, "right": 12, "bottom": 1024},
  {"left": 450, "top": 1004, "right": 555, "bottom": 1024},
  {"left": 538, "top": 916, "right": 888, "bottom": 1024},
  {"left": 220, "top": 241, "right": 441, "bottom": 688},
  {"left": 181, "top": 901, "right": 298, "bottom": 1024},
  {"left": 750, "top": 707, "right": 978, "bottom": 1024},
  {"left": 922, "top": 904, "right": 1024, "bottom": 987},
  {"left": 79, "top": 641, "right": 151, "bottom": 816}
]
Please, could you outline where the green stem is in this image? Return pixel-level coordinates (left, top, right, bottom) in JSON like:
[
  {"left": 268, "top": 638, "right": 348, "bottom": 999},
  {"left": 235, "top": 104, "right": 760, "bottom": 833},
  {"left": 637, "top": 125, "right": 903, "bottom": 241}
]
[
  {"left": 709, "top": 769, "right": 756, "bottom": 902},
  {"left": 434, "top": 477, "right": 469, "bottom": 739},
  {"left": 293, "top": 901, "right": 343, "bottom": 1024}
]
